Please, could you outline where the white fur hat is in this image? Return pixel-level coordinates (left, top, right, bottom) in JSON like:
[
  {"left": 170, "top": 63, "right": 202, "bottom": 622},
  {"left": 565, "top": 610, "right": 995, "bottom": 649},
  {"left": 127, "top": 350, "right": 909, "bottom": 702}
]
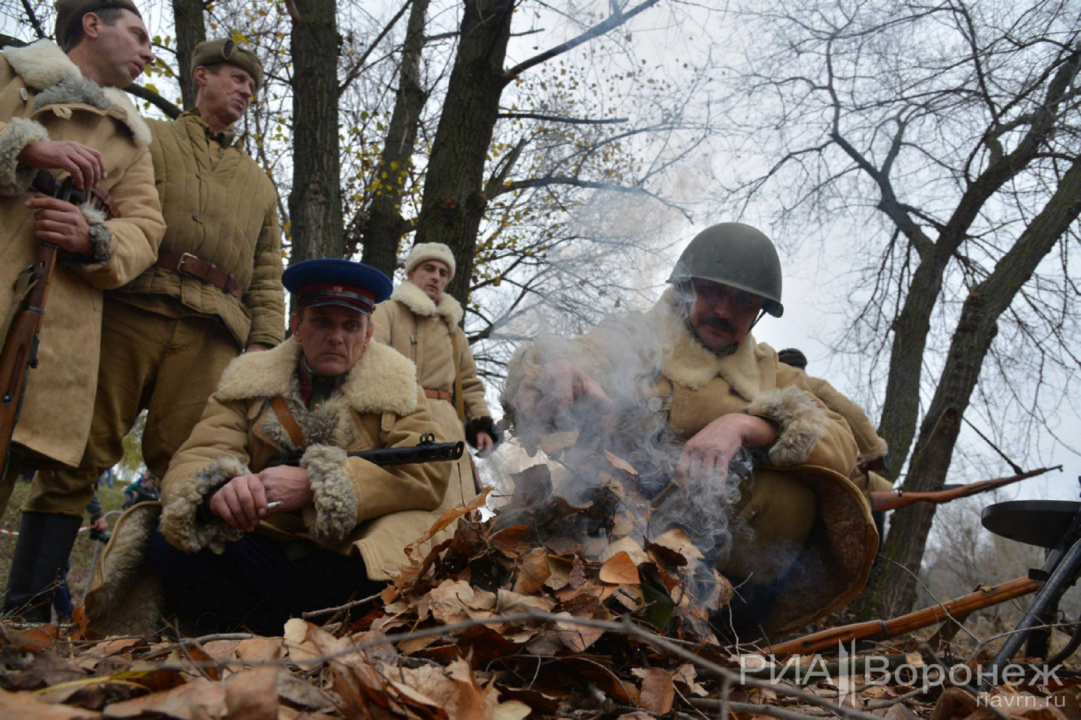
[{"left": 405, "top": 242, "right": 456, "bottom": 280}]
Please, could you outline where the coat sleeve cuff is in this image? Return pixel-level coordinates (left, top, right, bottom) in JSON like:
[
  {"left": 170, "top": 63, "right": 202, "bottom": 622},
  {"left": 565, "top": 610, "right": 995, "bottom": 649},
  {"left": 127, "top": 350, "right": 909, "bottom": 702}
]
[
  {"left": 0, "top": 118, "right": 49, "bottom": 197},
  {"left": 300, "top": 444, "right": 357, "bottom": 545},
  {"left": 746, "top": 386, "right": 829, "bottom": 466},
  {"left": 80, "top": 202, "right": 114, "bottom": 263},
  {"left": 465, "top": 415, "right": 500, "bottom": 448},
  {"left": 159, "top": 456, "right": 247, "bottom": 554}
]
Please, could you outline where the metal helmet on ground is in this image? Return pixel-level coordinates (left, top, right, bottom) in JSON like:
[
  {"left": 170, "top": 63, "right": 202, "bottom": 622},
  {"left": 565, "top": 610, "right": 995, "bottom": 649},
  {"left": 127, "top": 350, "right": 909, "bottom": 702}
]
[{"left": 667, "top": 222, "right": 784, "bottom": 317}]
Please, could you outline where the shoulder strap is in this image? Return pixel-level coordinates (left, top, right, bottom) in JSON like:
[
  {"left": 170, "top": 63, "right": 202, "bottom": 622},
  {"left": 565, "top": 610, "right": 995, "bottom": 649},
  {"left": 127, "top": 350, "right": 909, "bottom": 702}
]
[
  {"left": 270, "top": 396, "right": 306, "bottom": 449},
  {"left": 449, "top": 329, "right": 466, "bottom": 424}
]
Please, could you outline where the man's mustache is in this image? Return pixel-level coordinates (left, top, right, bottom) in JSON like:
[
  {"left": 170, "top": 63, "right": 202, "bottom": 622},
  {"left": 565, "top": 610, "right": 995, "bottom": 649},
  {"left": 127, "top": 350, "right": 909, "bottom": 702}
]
[{"left": 700, "top": 316, "right": 735, "bottom": 333}]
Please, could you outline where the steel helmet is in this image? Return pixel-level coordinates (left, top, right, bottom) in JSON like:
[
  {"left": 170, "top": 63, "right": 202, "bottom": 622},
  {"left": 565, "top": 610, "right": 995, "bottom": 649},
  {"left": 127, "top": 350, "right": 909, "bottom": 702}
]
[{"left": 667, "top": 222, "right": 784, "bottom": 317}]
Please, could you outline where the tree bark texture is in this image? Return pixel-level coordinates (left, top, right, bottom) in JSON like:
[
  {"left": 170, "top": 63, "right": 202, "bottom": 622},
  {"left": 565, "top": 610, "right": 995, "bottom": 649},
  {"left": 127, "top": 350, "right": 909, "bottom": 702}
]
[
  {"left": 288, "top": 0, "right": 344, "bottom": 266},
  {"left": 868, "top": 155, "right": 1081, "bottom": 617},
  {"left": 411, "top": 0, "right": 514, "bottom": 307},
  {"left": 853, "top": 46, "right": 1080, "bottom": 620},
  {"left": 172, "top": 0, "right": 206, "bottom": 112},
  {"left": 359, "top": 0, "right": 431, "bottom": 277}
]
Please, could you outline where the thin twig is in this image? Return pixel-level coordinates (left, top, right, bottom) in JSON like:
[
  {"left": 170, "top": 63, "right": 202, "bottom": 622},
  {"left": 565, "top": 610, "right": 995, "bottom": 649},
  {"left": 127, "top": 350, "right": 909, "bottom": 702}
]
[{"left": 301, "top": 591, "right": 383, "bottom": 619}]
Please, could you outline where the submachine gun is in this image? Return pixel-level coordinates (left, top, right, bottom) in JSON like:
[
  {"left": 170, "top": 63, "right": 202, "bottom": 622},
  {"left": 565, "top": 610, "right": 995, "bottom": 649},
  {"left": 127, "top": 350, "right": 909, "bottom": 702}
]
[
  {"left": 979, "top": 481, "right": 1081, "bottom": 678},
  {"left": 0, "top": 171, "right": 118, "bottom": 479},
  {"left": 265, "top": 434, "right": 465, "bottom": 469}
]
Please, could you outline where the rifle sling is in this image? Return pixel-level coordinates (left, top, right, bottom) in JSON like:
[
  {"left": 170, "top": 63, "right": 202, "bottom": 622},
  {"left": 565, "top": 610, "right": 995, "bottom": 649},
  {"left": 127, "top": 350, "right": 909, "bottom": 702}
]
[{"left": 270, "top": 396, "right": 307, "bottom": 451}]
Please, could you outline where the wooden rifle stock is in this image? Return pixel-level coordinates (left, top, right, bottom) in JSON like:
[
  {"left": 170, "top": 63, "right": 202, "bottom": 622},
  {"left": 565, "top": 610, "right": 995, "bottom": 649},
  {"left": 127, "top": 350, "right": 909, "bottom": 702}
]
[
  {"left": 0, "top": 242, "right": 59, "bottom": 478},
  {"left": 0, "top": 171, "right": 116, "bottom": 477},
  {"left": 769, "top": 577, "right": 1039, "bottom": 656},
  {"left": 869, "top": 466, "right": 1060, "bottom": 513}
]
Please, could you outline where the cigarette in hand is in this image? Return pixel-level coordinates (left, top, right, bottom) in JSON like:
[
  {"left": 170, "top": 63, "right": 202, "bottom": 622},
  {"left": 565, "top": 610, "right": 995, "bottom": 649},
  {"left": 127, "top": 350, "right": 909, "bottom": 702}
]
[{"left": 267, "top": 501, "right": 283, "bottom": 510}]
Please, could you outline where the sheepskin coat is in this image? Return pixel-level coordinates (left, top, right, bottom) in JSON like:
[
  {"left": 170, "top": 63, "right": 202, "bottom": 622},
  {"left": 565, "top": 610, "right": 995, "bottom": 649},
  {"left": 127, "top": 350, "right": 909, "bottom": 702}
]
[
  {"left": 85, "top": 339, "right": 450, "bottom": 636},
  {"left": 373, "top": 283, "right": 494, "bottom": 525},
  {"left": 0, "top": 40, "right": 165, "bottom": 466},
  {"left": 502, "top": 287, "right": 878, "bottom": 633},
  {"left": 112, "top": 111, "right": 284, "bottom": 350},
  {"left": 802, "top": 374, "right": 894, "bottom": 495}
]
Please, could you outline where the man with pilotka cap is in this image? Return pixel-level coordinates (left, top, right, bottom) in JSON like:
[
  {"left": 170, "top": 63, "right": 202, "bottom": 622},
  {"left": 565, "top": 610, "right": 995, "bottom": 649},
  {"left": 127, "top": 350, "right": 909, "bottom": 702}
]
[
  {"left": 22, "top": 37, "right": 284, "bottom": 618},
  {"left": 84, "top": 259, "right": 450, "bottom": 635},
  {"left": 0, "top": 0, "right": 165, "bottom": 619}
]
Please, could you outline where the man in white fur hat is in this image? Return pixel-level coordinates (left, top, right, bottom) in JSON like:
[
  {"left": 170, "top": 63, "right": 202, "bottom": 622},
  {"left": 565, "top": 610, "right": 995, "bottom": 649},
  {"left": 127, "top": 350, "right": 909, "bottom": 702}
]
[{"left": 372, "top": 242, "right": 498, "bottom": 518}]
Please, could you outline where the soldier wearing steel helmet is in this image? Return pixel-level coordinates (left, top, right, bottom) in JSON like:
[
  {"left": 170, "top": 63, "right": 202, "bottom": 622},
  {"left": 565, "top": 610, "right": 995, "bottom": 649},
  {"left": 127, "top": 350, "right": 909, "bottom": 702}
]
[{"left": 503, "top": 222, "right": 877, "bottom": 637}]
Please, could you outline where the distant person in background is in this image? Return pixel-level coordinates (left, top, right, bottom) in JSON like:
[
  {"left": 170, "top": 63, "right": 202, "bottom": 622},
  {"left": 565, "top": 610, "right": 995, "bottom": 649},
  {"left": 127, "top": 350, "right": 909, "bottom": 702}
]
[
  {"left": 122, "top": 473, "right": 159, "bottom": 509},
  {"left": 99, "top": 467, "right": 115, "bottom": 489}
]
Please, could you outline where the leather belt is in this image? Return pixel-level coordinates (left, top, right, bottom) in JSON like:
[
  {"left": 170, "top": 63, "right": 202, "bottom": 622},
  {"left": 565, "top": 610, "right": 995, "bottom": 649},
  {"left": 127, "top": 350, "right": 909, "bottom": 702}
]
[
  {"left": 424, "top": 389, "right": 453, "bottom": 402},
  {"left": 157, "top": 251, "right": 243, "bottom": 300}
]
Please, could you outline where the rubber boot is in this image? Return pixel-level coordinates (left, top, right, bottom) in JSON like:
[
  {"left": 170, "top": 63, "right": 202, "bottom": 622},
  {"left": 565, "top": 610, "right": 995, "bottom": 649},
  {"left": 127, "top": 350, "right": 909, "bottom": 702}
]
[{"left": 3, "top": 512, "right": 82, "bottom": 623}]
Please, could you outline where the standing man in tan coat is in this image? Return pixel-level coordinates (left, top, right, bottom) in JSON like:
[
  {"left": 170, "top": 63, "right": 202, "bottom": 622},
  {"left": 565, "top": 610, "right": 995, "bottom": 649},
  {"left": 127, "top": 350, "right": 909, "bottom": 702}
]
[
  {"left": 6, "top": 38, "right": 282, "bottom": 620},
  {"left": 372, "top": 243, "right": 499, "bottom": 520},
  {"left": 0, "top": 1, "right": 165, "bottom": 621}
]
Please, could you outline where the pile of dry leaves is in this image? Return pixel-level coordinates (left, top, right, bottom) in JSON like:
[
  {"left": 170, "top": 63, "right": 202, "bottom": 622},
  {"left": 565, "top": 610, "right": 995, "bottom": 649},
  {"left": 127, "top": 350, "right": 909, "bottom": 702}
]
[{"left": 1, "top": 453, "right": 1078, "bottom": 719}]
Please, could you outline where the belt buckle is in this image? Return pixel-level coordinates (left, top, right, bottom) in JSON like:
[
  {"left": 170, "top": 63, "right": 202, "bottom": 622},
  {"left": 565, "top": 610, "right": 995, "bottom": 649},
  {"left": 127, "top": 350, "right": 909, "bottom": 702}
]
[{"left": 176, "top": 252, "right": 197, "bottom": 274}]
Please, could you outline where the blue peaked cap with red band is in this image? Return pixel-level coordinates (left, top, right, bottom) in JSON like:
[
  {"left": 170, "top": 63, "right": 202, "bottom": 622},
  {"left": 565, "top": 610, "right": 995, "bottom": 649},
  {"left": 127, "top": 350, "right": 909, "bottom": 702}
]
[{"left": 282, "top": 259, "right": 393, "bottom": 315}]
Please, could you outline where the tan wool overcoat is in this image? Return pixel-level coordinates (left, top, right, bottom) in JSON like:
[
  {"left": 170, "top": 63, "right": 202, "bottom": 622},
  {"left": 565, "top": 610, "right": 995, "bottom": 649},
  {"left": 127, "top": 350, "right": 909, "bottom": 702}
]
[
  {"left": 0, "top": 40, "right": 165, "bottom": 466},
  {"left": 502, "top": 287, "right": 878, "bottom": 634},
  {"left": 113, "top": 111, "right": 284, "bottom": 349},
  {"left": 373, "top": 282, "right": 494, "bottom": 516},
  {"left": 85, "top": 339, "right": 451, "bottom": 636}
]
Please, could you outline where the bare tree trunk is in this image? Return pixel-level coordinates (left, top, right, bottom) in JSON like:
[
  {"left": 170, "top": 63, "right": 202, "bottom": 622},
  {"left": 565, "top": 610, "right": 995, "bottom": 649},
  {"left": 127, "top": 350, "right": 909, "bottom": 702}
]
[
  {"left": 288, "top": 0, "right": 343, "bottom": 266},
  {"left": 359, "top": 0, "right": 431, "bottom": 277},
  {"left": 859, "top": 155, "right": 1081, "bottom": 617},
  {"left": 852, "top": 46, "right": 1081, "bottom": 619},
  {"left": 411, "top": 0, "right": 514, "bottom": 306},
  {"left": 172, "top": 0, "right": 206, "bottom": 112}
]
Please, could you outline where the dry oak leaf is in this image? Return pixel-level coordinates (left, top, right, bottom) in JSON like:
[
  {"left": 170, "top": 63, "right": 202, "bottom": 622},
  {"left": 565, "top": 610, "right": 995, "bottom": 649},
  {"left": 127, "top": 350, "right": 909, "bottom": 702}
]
[
  {"left": 599, "top": 537, "right": 649, "bottom": 566},
  {"left": 224, "top": 666, "right": 279, "bottom": 719},
  {"left": 430, "top": 579, "right": 481, "bottom": 624},
  {"left": 672, "top": 663, "right": 709, "bottom": 697},
  {"left": 235, "top": 637, "right": 284, "bottom": 664},
  {"left": 387, "top": 658, "right": 530, "bottom": 720},
  {"left": 406, "top": 487, "right": 492, "bottom": 564},
  {"left": 0, "top": 687, "right": 100, "bottom": 719},
  {"left": 496, "top": 588, "right": 556, "bottom": 615},
  {"left": 651, "top": 528, "right": 705, "bottom": 562},
  {"left": 599, "top": 551, "right": 640, "bottom": 585},
  {"left": 284, "top": 618, "right": 348, "bottom": 670},
  {"left": 605, "top": 451, "right": 639, "bottom": 475},
  {"left": 554, "top": 611, "right": 605, "bottom": 652},
  {"left": 544, "top": 555, "right": 573, "bottom": 591},
  {"left": 633, "top": 668, "right": 675, "bottom": 715},
  {"left": 103, "top": 677, "right": 226, "bottom": 719},
  {"left": 513, "top": 547, "right": 552, "bottom": 594}
]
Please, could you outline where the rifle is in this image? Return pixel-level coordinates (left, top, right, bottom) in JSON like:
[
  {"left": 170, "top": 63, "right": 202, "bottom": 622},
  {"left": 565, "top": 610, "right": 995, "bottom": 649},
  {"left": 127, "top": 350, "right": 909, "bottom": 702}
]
[
  {"left": 868, "top": 465, "right": 1060, "bottom": 512},
  {"left": 265, "top": 434, "right": 465, "bottom": 469},
  {"left": 0, "top": 171, "right": 116, "bottom": 479}
]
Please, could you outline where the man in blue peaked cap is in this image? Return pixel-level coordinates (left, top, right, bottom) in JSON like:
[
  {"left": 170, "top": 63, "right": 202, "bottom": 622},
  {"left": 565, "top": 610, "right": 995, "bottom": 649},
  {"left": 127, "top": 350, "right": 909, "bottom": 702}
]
[{"left": 84, "top": 260, "right": 452, "bottom": 636}]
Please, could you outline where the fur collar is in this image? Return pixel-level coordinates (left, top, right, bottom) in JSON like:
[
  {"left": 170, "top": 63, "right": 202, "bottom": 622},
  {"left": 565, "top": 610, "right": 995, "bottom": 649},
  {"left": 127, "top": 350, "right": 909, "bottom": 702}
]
[
  {"left": 391, "top": 281, "right": 464, "bottom": 326},
  {"left": 2, "top": 40, "right": 151, "bottom": 148},
  {"left": 215, "top": 339, "right": 419, "bottom": 416},
  {"left": 645, "top": 287, "right": 776, "bottom": 401}
]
